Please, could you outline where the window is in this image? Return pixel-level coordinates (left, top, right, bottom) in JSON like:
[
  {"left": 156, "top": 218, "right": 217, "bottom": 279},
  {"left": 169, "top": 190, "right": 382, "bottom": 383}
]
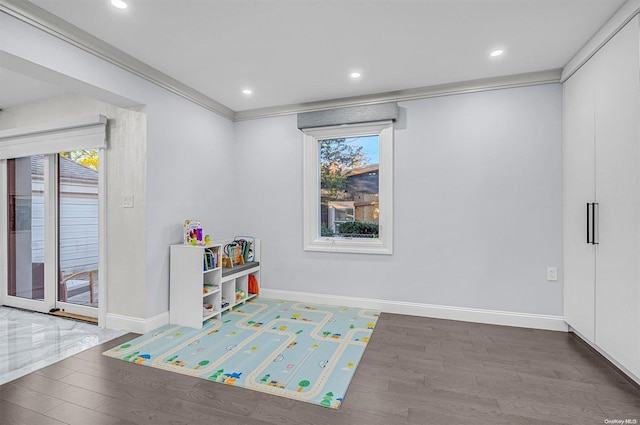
[{"left": 303, "top": 121, "right": 393, "bottom": 254}]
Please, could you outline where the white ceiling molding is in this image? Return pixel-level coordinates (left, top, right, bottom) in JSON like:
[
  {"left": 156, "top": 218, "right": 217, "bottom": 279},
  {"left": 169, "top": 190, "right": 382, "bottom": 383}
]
[
  {"left": 561, "top": 0, "right": 640, "bottom": 82},
  {"left": 234, "top": 69, "right": 562, "bottom": 121},
  {"left": 0, "top": 0, "right": 235, "bottom": 120},
  {"left": 0, "top": 0, "right": 562, "bottom": 122}
]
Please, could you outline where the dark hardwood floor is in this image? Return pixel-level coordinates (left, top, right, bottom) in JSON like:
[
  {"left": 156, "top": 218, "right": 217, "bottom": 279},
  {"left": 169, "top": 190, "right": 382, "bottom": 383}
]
[{"left": 1, "top": 313, "right": 639, "bottom": 425}]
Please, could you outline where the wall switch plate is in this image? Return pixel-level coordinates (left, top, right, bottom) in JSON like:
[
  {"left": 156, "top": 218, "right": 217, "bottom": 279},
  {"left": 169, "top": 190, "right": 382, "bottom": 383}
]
[
  {"left": 123, "top": 194, "right": 134, "bottom": 208},
  {"left": 547, "top": 266, "right": 558, "bottom": 281}
]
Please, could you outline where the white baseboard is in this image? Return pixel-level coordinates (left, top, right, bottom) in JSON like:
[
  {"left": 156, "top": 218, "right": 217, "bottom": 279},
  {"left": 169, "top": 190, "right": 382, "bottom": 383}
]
[
  {"left": 105, "top": 311, "right": 169, "bottom": 334},
  {"left": 260, "top": 288, "right": 568, "bottom": 332},
  {"left": 103, "top": 290, "right": 568, "bottom": 334}
]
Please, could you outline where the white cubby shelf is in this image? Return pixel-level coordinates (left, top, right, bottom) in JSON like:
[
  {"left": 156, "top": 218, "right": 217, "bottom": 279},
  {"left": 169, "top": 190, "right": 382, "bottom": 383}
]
[{"left": 169, "top": 239, "right": 261, "bottom": 329}]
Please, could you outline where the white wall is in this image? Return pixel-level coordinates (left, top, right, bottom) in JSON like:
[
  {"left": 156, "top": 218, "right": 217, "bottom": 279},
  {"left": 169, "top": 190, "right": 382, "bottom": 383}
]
[
  {"left": 145, "top": 99, "right": 235, "bottom": 318},
  {"left": 0, "top": 12, "right": 236, "bottom": 328},
  {"left": 234, "top": 84, "right": 564, "bottom": 317},
  {"left": 0, "top": 10, "right": 564, "bottom": 327}
]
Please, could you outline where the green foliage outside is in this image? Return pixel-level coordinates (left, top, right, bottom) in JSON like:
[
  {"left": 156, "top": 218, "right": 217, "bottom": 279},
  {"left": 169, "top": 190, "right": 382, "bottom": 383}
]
[
  {"left": 61, "top": 149, "right": 99, "bottom": 170},
  {"left": 336, "top": 221, "right": 379, "bottom": 236},
  {"left": 320, "top": 139, "right": 368, "bottom": 201},
  {"left": 321, "top": 223, "right": 333, "bottom": 237}
]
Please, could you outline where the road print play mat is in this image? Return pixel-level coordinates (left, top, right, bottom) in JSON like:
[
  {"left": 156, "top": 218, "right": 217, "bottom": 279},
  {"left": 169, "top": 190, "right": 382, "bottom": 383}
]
[{"left": 103, "top": 298, "right": 380, "bottom": 409}]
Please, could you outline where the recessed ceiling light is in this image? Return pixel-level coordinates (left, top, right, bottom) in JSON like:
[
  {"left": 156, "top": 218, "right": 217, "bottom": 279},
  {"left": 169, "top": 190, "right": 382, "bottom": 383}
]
[
  {"left": 242, "top": 89, "right": 253, "bottom": 95},
  {"left": 111, "top": 0, "right": 127, "bottom": 9},
  {"left": 350, "top": 72, "right": 361, "bottom": 79},
  {"left": 490, "top": 49, "right": 504, "bottom": 57}
]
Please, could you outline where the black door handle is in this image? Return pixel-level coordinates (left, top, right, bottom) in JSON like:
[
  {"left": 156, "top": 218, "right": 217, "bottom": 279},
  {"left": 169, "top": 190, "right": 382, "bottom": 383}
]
[
  {"left": 593, "top": 203, "right": 599, "bottom": 245},
  {"left": 587, "top": 202, "right": 592, "bottom": 244}
]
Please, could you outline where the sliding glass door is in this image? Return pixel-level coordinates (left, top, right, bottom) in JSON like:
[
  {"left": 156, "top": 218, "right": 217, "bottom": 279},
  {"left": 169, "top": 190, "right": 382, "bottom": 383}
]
[
  {"left": 4, "top": 152, "right": 100, "bottom": 317},
  {"left": 6, "top": 155, "right": 46, "bottom": 307},
  {"left": 58, "top": 151, "right": 100, "bottom": 310}
]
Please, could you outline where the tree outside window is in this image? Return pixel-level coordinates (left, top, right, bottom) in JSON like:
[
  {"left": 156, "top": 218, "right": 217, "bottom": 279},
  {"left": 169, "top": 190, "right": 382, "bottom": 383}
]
[{"left": 319, "top": 136, "right": 379, "bottom": 238}]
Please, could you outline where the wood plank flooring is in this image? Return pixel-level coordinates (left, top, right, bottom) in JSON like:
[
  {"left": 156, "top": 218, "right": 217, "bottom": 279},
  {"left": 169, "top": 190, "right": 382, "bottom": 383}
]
[{"left": 1, "top": 313, "right": 639, "bottom": 424}]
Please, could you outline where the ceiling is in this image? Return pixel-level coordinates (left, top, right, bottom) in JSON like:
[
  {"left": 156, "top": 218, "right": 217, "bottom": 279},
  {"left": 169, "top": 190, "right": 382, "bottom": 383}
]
[
  {"left": 0, "top": 67, "right": 68, "bottom": 108},
  {"left": 0, "top": 0, "right": 629, "bottom": 114}
]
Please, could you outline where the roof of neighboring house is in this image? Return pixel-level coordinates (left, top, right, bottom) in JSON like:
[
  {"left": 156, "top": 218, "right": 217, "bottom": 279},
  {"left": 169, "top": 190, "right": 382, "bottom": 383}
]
[
  {"left": 346, "top": 164, "right": 379, "bottom": 195},
  {"left": 60, "top": 156, "right": 98, "bottom": 180},
  {"left": 348, "top": 164, "right": 379, "bottom": 177},
  {"left": 30, "top": 154, "right": 98, "bottom": 181}
]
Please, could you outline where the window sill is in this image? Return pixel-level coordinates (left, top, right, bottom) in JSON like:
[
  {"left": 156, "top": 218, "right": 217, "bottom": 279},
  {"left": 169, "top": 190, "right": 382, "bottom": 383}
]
[{"left": 304, "top": 237, "right": 392, "bottom": 255}]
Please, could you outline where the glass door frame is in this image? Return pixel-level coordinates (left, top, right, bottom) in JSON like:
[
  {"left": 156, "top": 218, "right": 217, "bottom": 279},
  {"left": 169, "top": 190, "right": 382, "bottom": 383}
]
[
  {"left": 0, "top": 153, "right": 106, "bottom": 322},
  {"left": 0, "top": 156, "right": 54, "bottom": 313}
]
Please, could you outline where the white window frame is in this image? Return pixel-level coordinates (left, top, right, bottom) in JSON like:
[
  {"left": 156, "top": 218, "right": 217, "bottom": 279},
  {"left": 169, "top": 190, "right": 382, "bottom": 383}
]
[{"left": 303, "top": 121, "right": 393, "bottom": 255}]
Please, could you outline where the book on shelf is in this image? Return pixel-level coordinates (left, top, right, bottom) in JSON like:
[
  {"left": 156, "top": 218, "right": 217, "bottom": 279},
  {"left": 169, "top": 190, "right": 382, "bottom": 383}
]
[
  {"left": 203, "top": 248, "right": 218, "bottom": 271},
  {"left": 184, "top": 220, "right": 203, "bottom": 245},
  {"left": 234, "top": 236, "right": 255, "bottom": 262},
  {"left": 203, "top": 283, "right": 219, "bottom": 295}
]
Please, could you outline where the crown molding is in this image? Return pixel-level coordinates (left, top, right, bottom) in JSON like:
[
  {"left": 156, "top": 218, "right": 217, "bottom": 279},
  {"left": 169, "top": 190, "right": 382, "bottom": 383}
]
[
  {"left": 234, "top": 69, "right": 562, "bottom": 121},
  {"left": 562, "top": 0, "right": 640, "bottom": 82},
  {"left": 0, "top": 0, "right": 235, "bottom": 120}
]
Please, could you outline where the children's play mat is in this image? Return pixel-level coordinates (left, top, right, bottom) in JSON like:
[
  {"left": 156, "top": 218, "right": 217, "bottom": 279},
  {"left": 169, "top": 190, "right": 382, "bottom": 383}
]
[{"left": 103, "top": 298, "right": 380, "bottom": 409}]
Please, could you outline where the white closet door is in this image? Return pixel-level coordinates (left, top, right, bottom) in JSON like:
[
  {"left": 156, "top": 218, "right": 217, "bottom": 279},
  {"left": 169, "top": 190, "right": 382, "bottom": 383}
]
[
  {"left": 594, "top": 16, "right": 640, "bottom": 378},
  {"left": 563, "top": 56, "right": 596, "bottom": 341}
]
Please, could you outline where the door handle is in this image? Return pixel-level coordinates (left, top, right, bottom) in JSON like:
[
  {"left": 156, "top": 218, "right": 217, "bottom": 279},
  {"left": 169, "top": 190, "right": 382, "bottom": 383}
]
[
  {"left": 586, "top": 202, "right": 592, "bottom": 244},
  {"left": 586, "top": 202, "right": 599, "bottom": 245},
  {"left": 593, "top": 203, "right": 599, "bottom": 245}
]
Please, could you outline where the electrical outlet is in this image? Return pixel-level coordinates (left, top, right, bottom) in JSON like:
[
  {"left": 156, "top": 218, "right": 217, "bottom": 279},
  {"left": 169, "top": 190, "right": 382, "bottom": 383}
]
[
  {"left": 547, "top": 266, "right": 558, "bottom": 281},
  {"left": 123, "top": 194, "right": 134, "bottom": 208}
]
